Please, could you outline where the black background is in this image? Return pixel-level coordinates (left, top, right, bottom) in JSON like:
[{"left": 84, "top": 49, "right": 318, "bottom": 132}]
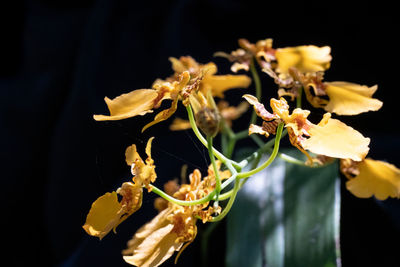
[{"left": 1, "top": 1, "right": 399, "bottom": 266}]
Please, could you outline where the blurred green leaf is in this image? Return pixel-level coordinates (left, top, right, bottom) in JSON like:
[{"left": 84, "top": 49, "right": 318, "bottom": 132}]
[{"left": 226, "top": 149, "right": 340, "bottom": 267}]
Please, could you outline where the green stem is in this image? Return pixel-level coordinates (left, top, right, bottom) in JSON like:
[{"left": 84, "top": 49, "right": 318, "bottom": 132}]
[
  {"left": 207, "top": 136, "right": 222, "bottom": 203},
  {"left": 297, "top": 86, "right": 303, "bottom": 108},
  {"left": 186, "top": 105, "right": 240, "bottom": 167},
  {"left": 219, "top": 145, "right": 263, "bottom": 201},
  {"left": 150, "top": 185, "right": 215, "bottom": 206},
  {"left": 250, "top": 59, "right": 262, "bottom": 124},
  {"left": 250, "top": 134, "right": 264, "bottom": 147},
  {"left": 234, "top": 130, "right": 249, "bottom": 140},
  {"left": 226, "top": 138, "right": 237, "bottom": 159},
  {"left": 151, "top": 155, "right": 238, "bottom": 206},
  {"left": 210, "top": 174, "right": 240, "bottom": 222},
  {"left": 221, "top": 132, "right": 228, "bottom": 155},
  {"left": 237, "top": 123, "right": 284, "bottom": 179}
]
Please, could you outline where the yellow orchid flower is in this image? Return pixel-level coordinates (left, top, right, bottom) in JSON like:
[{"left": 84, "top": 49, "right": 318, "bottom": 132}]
[
  {"left": 243, "top": 94, "right": 370, "bottom": 163},
  {"left": 275, "top": 45, "right": 332, "bottom": 74},
  {"left": 82, "top": 182, "right": 142, "bottom": 240},
  {"left": 83, "top": 138, "right": 156, "bottom": 239},
  {"left": 94, "top": 56, "right": 250, "bottom": 133},
  {"left": 341, "top": 158, "right": 400, "bottom": 200},
  {"left": 125, "top": 137, "right": 157, "bottom": 189},
  {"left": 215, "top": 38, "right": 276, "bottom": 72},
  {"left": 168, "top": 56, "right": 252, "bottom": 98},
  {"left": 141, "top": 71, "right": 191, "bottom": 132},
  {"left": 122, "top": 206, "right": 193, "bottom": 267},
  {"left": 123, "top": 166, "right": 224, "bottom": 266}
]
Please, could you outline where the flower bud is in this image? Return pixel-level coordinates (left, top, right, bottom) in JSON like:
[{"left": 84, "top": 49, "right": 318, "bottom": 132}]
[{"left": 189, "top": 90, "right": 221, "bottom": 137}]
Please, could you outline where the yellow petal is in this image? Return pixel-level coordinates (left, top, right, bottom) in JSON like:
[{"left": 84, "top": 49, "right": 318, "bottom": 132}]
[
  {"left": 82, "top": 192, "right": 122, "bottom": 240},
  {"left": 145, "top": 137, "right": 154, "bottom": 159},
  {"left": 249, "top": 124, "right": 269, "bottom": 138},
  {"left": 276, "top": 45, "right": 331, "bottom": 74},
  {"left": 302, "top": 115, "right": 370, "bottom": 161},
  {"left": 142, "top": 97, "right": 179, "bottom": 132},
  {"left": 346, "top": 159, "right": 400, "bottom": 200},
  {"left": 324, "top": 82, "right": 383, "bottom": 115},
  {"left": 82, "top": 182, "right": 142, "bottom": 240},
  {"left": 169, "top": 118, "right": 191, "bottom": 131},
  {"left": 93, "top": 89, "right": 158, "bottom": 121},
  {"left": 202, "top": 74, "right": 251, "bottom": 98},
  {"left": 243, "top": 94, "right": 276, "bottom": 121},
  {"left": 123, "top": 224, "right": 181, "bottom": 267},
  {"left": 125, "top": 144, "right": 140, "bottom": 166}
]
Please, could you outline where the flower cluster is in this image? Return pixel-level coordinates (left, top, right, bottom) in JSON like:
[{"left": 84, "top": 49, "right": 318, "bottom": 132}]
[{"left": 83, "top": 38, "right": 400, "bottom": 266}]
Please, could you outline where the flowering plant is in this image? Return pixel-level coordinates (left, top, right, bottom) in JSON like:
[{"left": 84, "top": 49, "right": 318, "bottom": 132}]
[{"left": 82, "top": 38, "right": 399, "bottom": 267}]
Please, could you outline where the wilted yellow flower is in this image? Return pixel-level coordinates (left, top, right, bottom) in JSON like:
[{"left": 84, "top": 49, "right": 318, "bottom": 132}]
[
  {"left": 243, "top": 94, "right": 370, "bottom": 163},
  {"left": 142, "top": 72, "right": 191, "bottom": 132},
  {"left": 215, "top": 38, "right": 276, "bottom": 72},
  {"left": 342, "top": 158, "right": 400, "bottom": 200},
  {"left": 275, "top": 45, "right": 332, "bottom": 74},
  {"left": 82, "top": 182, "right": 143, "bottom": 240},
  {"left": 168, "top": 56, "right": 252, "bottom": 98},
  {"left": 122, "top": 165, "right": 227, "bottom": 266},
  {"left": 125, "top": 137, "right": 157, "bottom": 189},
  {"left": 122, "top": 205, "right": 196, "bottom": 267},
  {"left": 94, "top": 56, "right": 250, "bottom": 133},
  {"left": 82, "top": 138, "right": 156, "bottom": 239}
]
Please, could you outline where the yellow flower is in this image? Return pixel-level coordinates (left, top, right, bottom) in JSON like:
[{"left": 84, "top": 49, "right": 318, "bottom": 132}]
[
  {"left": 215, "top": 38, "right": 276, "bottom": 72},
  {"left": 122, "top": 205, "right": 196, "bottom": 267},
  {"left": 82, "top": 138, "right": 156, "bottom": 239},
  {"left": 94, "top": 56, "right": 250, "bottom": 133},
  {"left": 169, "top": 56, "right": 252, "bottom": 98},
  {"left": 342, "top": 159, "right": 400, "bottom": 200},
  {"left": 142, "top": 72, "right": 191, "bottom": 132},
  {"left": 275, "top": 45, "right": 332, "bottom": 74},
  {"left": 82, "top": 182, "right": 143, "bottom": 240},
  {"left": 243, "top": 94, "right": 370, "bottom": 163},
  {"left": 125, "top": 137, "right": 157, "bottom": 190}
]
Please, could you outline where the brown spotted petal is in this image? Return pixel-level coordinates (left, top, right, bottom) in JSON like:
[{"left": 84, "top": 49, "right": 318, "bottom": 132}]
[
  {"left": 302, "top": 114, "right": 370, "bottom": 161},
  {"left": 346, "top": 159, "right": 400, "bottom": 200},
  {"left": 249, "top": 124, "right": 270, "bottom": 138},
  {"left": 243, "top": 94, "right": 276, "bottom": 121},
  {"left": 93, "top": 89, "right": 158, "bottom": 121}
]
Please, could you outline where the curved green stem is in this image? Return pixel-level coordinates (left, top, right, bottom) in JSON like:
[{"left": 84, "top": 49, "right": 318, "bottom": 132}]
[
  {"left": 297, "top": 86, "right": 303, "bottom": 108},
  {"left": 237, "top": 123, "right": 284, "bottom": 179},
  {"left": 250, "top": 59, "right": 262, "bottom": 124},
  {"left": 210, "top": 174, "right": 240, "bottom": 222},
  {"left": 186, "top": 105, "right": 241, "bottom": 170},
  {"left": 151, "top": 155, "right": 238, "bottom": 206},
  {"left": 150, "top": 185, "right": 215, "bottom": 206},
  {"left": 207, "top": 136, "right": 222, "bottom": 202}
]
